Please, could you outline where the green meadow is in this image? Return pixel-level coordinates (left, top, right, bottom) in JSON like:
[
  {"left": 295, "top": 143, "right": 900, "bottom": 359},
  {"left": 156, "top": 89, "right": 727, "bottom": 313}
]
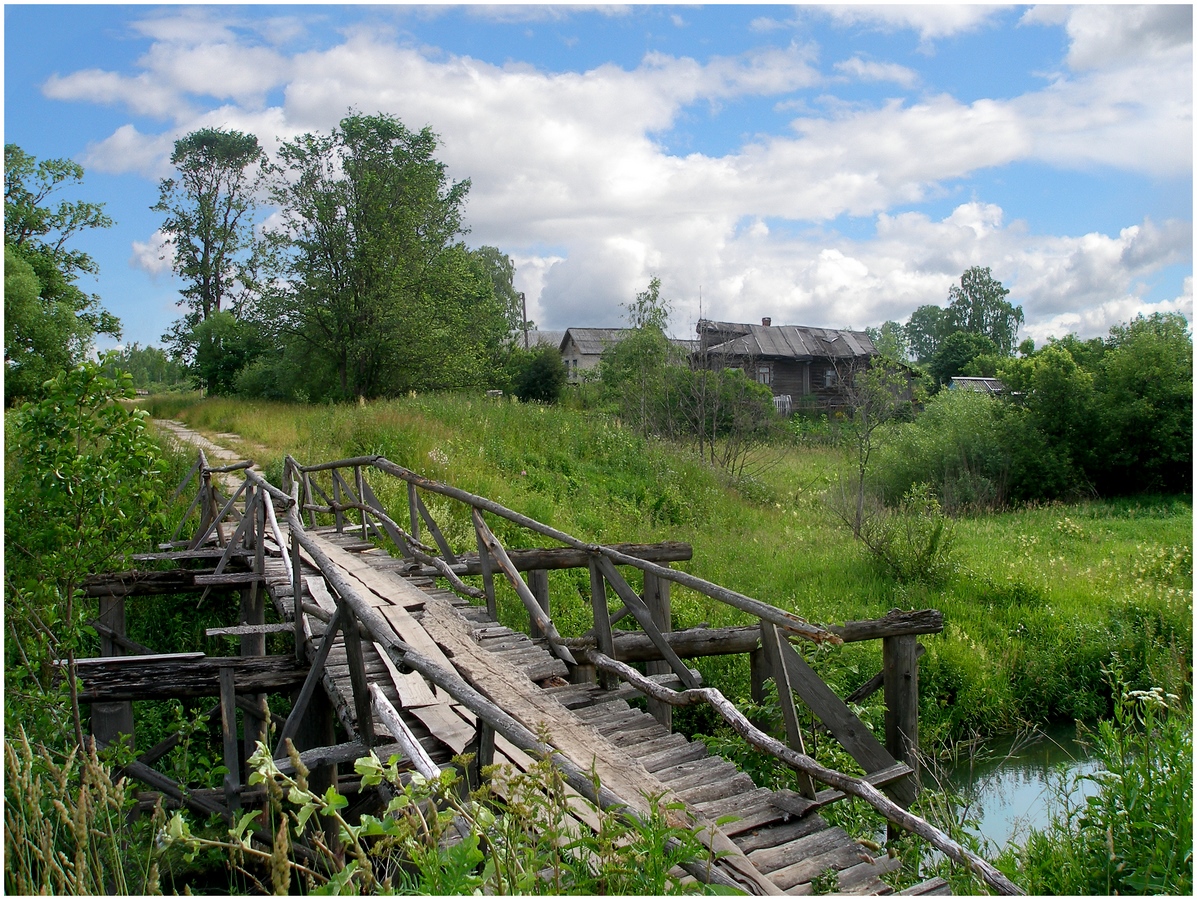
[{"left": 148, "top": 392, "right": 1192, "bottom": 750}]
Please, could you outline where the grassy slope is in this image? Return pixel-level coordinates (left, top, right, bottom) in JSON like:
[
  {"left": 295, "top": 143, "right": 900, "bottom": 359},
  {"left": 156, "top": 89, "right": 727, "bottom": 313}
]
[{"left": 150, "top": 393, "right": 1192, "bottom": 747}]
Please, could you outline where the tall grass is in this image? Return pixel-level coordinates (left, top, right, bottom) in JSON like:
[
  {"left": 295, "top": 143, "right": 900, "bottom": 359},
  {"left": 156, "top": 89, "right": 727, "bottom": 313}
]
[
  {"left": 996, "top": 673, "right": 1192, "bottom": 894},
  {"left": 146, "top": 392, "right": 1192, "bottom": 747},
  {"left": 4, "top": 729, "right": 160, "bottom": 895}
]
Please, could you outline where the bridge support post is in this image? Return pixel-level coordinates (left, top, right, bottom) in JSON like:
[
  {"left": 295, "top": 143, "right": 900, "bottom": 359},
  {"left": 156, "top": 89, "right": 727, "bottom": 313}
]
[
  {"left": 241, "top": 487, "right": 266, "bottom": 762},
  {"left": 644, "top": 571, "right": 672, "bottom": 731},
  {"left": 586, "top": 558, "right": 614, "bottom": 689},
  {"left": 91, "top": 593, "right": 135, "bottom": 750},
  {"left": 883, "top": 634, "right": 920, "bottom": 841}
]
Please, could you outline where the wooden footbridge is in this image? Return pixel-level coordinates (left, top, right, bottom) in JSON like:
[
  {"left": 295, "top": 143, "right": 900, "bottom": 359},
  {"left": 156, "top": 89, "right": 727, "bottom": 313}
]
[{"left": 78, "top": 445, "right": 1021, "bottom": 895}]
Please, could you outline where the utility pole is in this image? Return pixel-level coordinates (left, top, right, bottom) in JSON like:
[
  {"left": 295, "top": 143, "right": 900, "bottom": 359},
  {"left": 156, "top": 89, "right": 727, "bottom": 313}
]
[{"left": 521, "top": 292, "right": 528, "bottom": 349}]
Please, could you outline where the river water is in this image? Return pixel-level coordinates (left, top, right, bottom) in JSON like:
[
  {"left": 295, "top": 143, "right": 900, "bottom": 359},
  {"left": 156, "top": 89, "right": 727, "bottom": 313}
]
[{"left": 942, "top": 721, "right": 1102, "bottom": 852}]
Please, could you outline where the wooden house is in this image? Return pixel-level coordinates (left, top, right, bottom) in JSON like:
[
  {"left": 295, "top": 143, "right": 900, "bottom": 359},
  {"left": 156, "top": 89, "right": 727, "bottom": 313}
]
[
  {"left": 559, "top": 328, "right": 698, "bottom": 383},
  {"left": 695, "top": 318, "right": 878, "bottom": 408},
  {"left": 559, "top": 328, "right": 632, "bottom": 382}
]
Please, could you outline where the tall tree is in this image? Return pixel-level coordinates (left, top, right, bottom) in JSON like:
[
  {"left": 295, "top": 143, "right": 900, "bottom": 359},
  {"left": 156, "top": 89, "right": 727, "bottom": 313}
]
[
  {"left": 945, "top": 266, "right": 1023, "bottom": 356},
  {"left": 154, "top": 128, "right": 266, "bottom": 324},
  {"left": 263, "top": 112, "right": 503, "bottom": 399},
  {"left": 4, "top": 145, "right": 119, "bottom": 404},
  {"left": 905, "top": 304, "right": 947, "bottom": 364},
  {"left": 866, "top": 320, "right": 911, "bottom": 361},
  {"left": 473, "top": 245, "right": 524, "bottom": 334}
]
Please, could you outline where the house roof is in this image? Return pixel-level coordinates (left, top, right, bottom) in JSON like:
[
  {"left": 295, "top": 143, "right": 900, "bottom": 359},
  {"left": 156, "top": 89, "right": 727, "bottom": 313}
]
[
  {"left": 702, "top": 323, "right": 876, "bottom": 361},
  {"left": 560, "top": 328, "right": 633, "bottom": 355},
  {"left": 520, "top": 329, "right": 566, "bottom": 350},
  {"left": 949, "top": 376, "right": 1006, "bottom": 394}
]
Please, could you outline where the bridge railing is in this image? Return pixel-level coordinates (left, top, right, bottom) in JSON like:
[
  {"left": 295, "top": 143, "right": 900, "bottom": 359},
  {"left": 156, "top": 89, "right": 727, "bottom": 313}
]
[
  {"left": 126, "top": 450, "right": 1016, "bottom": 894},
  {"left": 281, "top": 454, "right": 944, "bottom": 810}
]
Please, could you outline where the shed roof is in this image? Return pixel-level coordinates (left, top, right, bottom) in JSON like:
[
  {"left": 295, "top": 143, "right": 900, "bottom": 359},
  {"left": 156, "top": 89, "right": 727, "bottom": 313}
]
[
  {"left": 949, "top": 377, "right": 1006, "bottom": 394},
  {"left": 520, "top": 330, "right": 566, "bottom": 350},
  {"left": 703, "top": 323, "right": 876, "bottom": 361},
  {"left": 560, "top": 328, "right": 633, "bottom": 355}
]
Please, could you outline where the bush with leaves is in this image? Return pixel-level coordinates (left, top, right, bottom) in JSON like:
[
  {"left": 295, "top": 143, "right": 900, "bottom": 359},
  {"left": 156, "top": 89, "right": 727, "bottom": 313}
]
[
  {"left": 161, "top": 740, "right": 725, "bottom": 895},
  {"left": 5, "top": 360, "right": 168, "bottom": 747},
  {"left": 997, "top": 669, "right": 1192, "bottom": 895},
  {"left": 512, "top": 344, "right": 567, "bottom": 403}
]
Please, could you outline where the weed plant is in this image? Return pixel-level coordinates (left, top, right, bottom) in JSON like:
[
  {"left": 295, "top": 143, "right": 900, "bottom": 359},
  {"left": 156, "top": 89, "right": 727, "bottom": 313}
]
[
  {"left": 996, "top": 669, "right": 1193, "bottom": 895},
  {"left": 4, "top": 728, "right": 161, "bottom": 895},
  {"left": 159, "top": 740, "right": 728, "bottom": 894}
]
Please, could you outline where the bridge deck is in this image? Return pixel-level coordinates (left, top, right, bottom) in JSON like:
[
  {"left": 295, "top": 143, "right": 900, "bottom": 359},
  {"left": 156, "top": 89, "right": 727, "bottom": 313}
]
[{"left": 259, "top": 525, "right": 943, "bottom": 896}]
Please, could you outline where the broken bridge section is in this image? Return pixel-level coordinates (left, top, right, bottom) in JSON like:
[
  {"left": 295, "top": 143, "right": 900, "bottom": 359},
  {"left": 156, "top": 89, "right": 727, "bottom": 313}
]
[{"left": 77, "top": 447, "right": 1023, "bottom": 895}]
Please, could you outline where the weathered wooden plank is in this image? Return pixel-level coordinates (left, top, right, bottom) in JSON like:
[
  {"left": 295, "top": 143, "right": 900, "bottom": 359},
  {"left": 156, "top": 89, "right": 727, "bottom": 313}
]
[
  {"left": 652, "top": 756, "right": 738, "bottom": 785},
  {"left": 896, "top": 876, "right": 950, "bottom": 895},
  {"left": 638, "top": 738, "right": 707, "bottom": 773},
  {"left": 833, "top": 854, "right": 902, "bottom": 893},
  {"left": 734, "top": 814, "right": 830, "bottom": 856},
  {"left": 418, "top": 591, "right": 782, "bottom": 896},
  {"left": 74, "top": 654, "right": 308, "bottom": 701},
  {"left": 769, "top": 842, "right": 868, "bottom": 891},
  {"left": 749, "top": 825, "right": 853, "bottom": 875},
  {"left": 672, "top": 772, "right": 757, "bottom": 806},
  {"left": 831, "top": 609, "right": 943, "bottom": 643},
  {"left": 715, "top": 796, "right": 795, "bottom": 838}
]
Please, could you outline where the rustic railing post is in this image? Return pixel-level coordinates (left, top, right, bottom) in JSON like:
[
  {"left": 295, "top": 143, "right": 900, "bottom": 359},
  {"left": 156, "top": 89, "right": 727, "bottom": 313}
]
[
  {"left": 472, "top": 511, "right": 498, "bottom": 619},
  {"left": 643, "top": 571, "right": 672, "bottom": 730},
  {"left": 883, "top": 634, "right": 920, "bottom": 841},
  {"left": 332, "top": 471, "right": 344, "bottom": 534},
  {"left": 759, "top": 621, "right": 817, "bottom": 799},
  {"left": 527, "top": 570, "right": 550, "bottom": 640},
  {"left": 219, "top": 666, "right": 241, "bottom": 811},
  {"left": 883, "top": 634, "right": 919, "bottom": 781},
  {"left": 586, "top": 557, "right": 615, "bottom": 689},
  {"left": 340, "top": 601, "right": 375, "bottom": 749},
  {"left": 355, "top": 466, "right": 369, "bottom": 540},
  {"left": 408, "top": 482, "right": 421, "bottom": 543},
  {"left": 291, "top": 488, "right": 306, "bottom": 662}
]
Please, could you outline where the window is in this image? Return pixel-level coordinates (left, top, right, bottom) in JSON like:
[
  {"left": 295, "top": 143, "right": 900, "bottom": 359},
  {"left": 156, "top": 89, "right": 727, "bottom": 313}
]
[
  {"left": 756, "top": 363, "right": 772, "bottom": 386},
  {"left": 824, "top": 367, "right": 837, "bottom": 387}
]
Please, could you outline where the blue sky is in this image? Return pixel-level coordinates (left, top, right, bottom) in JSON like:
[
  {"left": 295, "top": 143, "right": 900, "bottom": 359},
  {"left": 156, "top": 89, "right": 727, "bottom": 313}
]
[{"left": 4, "top": 4, "right": 1192, "bottom": 350}]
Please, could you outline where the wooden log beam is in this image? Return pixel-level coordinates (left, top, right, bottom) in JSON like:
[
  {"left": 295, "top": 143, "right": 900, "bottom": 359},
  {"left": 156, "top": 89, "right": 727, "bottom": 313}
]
[
  {"left": 72, "top": 654, "right": 309, "bottom": 701},
  {"left": 411, "top": 541, "right": 694, "bottom": 575},
  {"left": 564, "top": 624, "right": 761, "bottom": 660},
  {"left": 830, "top": 608, "right": 943, "bottom": 643},
  {"left": 581, "top": 648, "right": 1024, "bottom": 897},
  {"left": 83, "top": 568, "right": 229, "bottom": 597}
]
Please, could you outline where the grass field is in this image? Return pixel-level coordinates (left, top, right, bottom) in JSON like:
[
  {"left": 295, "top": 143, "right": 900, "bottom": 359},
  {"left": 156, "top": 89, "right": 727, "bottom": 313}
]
[{"left": 148, "top": 392, "right": 1192, "bottom": 749}]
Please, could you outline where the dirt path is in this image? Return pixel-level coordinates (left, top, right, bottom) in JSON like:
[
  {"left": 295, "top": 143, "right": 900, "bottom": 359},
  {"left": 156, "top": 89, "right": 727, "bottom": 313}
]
[{"left": 153, "top": 418, "right": 266, "bottom": 493}]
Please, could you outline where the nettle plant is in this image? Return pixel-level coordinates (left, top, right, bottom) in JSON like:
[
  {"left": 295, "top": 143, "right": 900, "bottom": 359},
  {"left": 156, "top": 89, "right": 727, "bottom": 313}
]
[{"left": 162, "top": 740, "right": 728, "bottom": 895}]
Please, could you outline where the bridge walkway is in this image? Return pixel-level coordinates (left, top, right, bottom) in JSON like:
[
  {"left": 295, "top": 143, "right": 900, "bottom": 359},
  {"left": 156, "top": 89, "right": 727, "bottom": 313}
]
[{"left": 261, "top": 524, "right": 939, "bottom": 896}]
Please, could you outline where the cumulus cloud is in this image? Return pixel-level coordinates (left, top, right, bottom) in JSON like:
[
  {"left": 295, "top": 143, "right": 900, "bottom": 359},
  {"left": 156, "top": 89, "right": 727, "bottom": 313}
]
[
  {"left": 833, "top": 56, "right": 919, "bottom": 88},
  {"left": 80, "top": 125, "right": 175, "bottom": 177},
  {"left": 129, "top": 230, "right": 174, "bottom": 277},
  {"left": 820, "top": 5, "right": 1005, "bottom": 42},
  {"left": 1024, "top": 4, "right": 1192, "bottom": 72},
  {"left": 42, "top": 6, "right": 1190, "bottom": 345}
]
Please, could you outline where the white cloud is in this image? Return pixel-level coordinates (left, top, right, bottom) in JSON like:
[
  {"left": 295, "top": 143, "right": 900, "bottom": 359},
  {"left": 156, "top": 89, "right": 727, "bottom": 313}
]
[
  {"left": 833, "top": 56, "right": 919, "bottom": 88},
  {"left": 80, "top": 125, "right": 175, "bottom": 177},
  {"left": 1024, "top": 4, "right": 1193, "bottom": 72},
  {"left": 129, "top": 230, "right": 174, "bottom": 277},
  {"left": 820, "top": 5, "right": 1004, "bottom": 42},
  {"left": 44, "top": 8, "right": 1190, "bottom": 345}
]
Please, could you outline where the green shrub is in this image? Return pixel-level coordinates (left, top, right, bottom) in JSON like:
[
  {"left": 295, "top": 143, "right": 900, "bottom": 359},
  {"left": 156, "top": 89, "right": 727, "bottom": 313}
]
[{"left": 998, "top": 673, "right": 1193, "bottom": 895}]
